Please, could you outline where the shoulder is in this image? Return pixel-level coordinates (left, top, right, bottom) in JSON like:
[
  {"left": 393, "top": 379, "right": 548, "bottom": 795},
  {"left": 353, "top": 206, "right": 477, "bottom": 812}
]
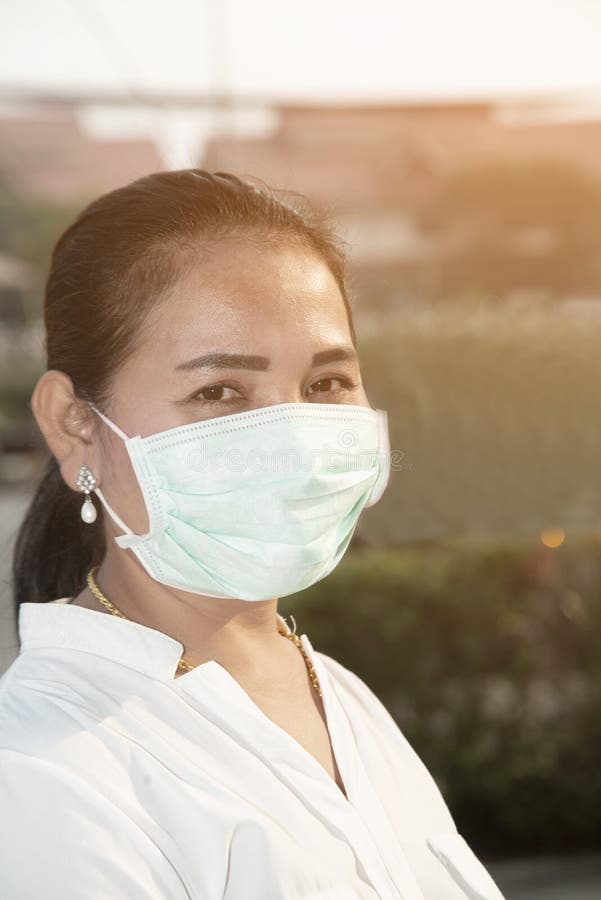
[
  {"left": 0, "top": 647, "right": 122, "bottom": 762},
  {"left": 0, "top": 654, "right": 71, "bottom": 755}
]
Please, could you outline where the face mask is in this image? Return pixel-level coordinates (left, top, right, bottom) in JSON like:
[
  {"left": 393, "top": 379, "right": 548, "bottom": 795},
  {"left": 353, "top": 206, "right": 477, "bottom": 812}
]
[{"left": 87, "top": 400, "right": 391, "bottom": 601}]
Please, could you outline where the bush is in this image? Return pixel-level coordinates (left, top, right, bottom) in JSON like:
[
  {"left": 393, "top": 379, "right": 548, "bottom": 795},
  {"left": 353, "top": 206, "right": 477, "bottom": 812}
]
[{"left": 280, "top": 536, "right": 601, "bottom": 858}]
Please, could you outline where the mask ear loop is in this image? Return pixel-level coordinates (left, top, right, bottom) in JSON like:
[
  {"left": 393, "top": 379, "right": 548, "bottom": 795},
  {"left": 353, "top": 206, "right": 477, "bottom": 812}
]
[
  {"left": 93, "top": 487, "right": 134, "bottom": 536},
  {"left": 86, "top": 402, "right": 135, "bottom": 536},
  {"left": 88, "top": 403, "right": 131, "bottom": 441}
]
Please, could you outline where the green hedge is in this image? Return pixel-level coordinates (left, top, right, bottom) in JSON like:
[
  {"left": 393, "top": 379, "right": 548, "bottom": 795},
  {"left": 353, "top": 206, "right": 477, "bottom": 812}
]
[
  {"left": 280, "top": 536, "right": 601, "bottom": 858},
  {"left": 355, "top": 303, "right": 601, "bottom": 544}
]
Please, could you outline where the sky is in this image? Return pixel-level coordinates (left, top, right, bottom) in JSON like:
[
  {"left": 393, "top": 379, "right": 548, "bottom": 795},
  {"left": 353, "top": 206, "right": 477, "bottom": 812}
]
[{"left": 2, "top": 0, "right": 601, "bottom": 103}]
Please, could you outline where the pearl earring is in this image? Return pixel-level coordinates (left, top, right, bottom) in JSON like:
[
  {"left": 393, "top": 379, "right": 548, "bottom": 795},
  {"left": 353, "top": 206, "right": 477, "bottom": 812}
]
[{"left": 76, "top": 464, "right": 98, "bottom": 523}]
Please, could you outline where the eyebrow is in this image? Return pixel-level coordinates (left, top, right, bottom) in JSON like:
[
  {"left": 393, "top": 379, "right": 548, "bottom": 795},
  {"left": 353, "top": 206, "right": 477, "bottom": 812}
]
[{"left": 174, "top": 346, "right": 358, "bottom": 372}]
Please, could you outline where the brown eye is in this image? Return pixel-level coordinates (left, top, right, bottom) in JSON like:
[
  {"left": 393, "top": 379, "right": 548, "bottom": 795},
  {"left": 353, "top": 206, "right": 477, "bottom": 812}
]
[
  {"left": 310, "top": 379, "right": 334, "bottom": 393},
  {"left": 307, "top": 377, "right": 356, "bottom": 396},
  {"left": 199, "top": 385, "right": 225, "bottom": 401},
  {"left": 191, "top": 383, "right": 242, "bottom": 404}
]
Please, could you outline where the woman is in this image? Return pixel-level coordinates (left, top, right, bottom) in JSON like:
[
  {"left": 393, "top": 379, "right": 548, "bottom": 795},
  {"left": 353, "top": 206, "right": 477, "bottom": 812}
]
[{"left": 0, "top": 170, "right": 505, "bottom": 899}]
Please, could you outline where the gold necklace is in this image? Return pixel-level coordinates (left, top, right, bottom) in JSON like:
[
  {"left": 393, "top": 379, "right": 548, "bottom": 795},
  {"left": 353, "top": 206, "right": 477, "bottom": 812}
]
[{"left": 85, "top": 566, "right": 322, "bottom": 697}]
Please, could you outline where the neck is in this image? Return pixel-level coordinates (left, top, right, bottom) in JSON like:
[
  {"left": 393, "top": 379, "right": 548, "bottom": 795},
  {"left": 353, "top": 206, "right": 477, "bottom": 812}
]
[{"left": 84, "top": 551, "right": 290, "bottom": 671}]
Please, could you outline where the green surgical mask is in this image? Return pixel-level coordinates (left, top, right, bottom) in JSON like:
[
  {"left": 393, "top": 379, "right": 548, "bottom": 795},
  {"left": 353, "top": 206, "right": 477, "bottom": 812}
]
[{"left": 88, "top": 401, "right": 391, "bottom": 601}]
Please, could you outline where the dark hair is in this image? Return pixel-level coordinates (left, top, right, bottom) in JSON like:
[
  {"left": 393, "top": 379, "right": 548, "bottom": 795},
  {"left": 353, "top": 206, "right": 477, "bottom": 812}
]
[{"left": 12, "top": 169, "right": 357, "bottom": 611}]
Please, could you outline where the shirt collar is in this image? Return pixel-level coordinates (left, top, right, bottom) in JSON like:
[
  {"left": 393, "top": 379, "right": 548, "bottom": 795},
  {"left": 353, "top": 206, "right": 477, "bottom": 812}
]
[{"left": 17, "top": 600, "right": 295, "bottom": 681}]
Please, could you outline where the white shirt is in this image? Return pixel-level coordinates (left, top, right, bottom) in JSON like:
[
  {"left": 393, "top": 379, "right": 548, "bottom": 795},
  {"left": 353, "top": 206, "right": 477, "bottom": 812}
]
[{"left": 0, "top": 599, "right": 505, "bottom": 900}]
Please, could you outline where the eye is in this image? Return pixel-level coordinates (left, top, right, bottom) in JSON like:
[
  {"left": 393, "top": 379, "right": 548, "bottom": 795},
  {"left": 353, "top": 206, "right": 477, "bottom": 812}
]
[
  {"left": 190, "top": 383, "right": 243, "bottom": 404},
  {"left": 306, "top": 376, "right": 357, "bottom": 397}
]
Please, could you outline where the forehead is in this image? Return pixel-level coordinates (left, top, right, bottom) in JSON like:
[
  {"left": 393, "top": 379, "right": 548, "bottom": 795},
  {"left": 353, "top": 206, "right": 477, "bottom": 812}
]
[{"left": 143, "top": 240, "right": 352, "bottom": 353}]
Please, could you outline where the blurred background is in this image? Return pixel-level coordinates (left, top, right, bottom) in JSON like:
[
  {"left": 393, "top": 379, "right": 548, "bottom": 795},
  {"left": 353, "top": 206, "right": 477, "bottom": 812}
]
[{"left": 1, "top": 2, "right": 601, "bottom": 896}]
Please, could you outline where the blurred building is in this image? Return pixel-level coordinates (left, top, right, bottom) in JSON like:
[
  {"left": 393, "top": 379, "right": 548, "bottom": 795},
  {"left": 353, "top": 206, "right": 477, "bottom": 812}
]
[
  {"left": 202, "top": 99, "right": 601, "bottom": 211},
  {"left": 201, "top": 100, "right": 601, "bottom": 305},
  {"left": 0, "top": 111, "right": 161, "bottom": 201},
  {"left": 2, "top": 94, "right": 601, "bottom": 311},
  {"left": 3, "top": 94, "right": 601, "bottom": 208}
]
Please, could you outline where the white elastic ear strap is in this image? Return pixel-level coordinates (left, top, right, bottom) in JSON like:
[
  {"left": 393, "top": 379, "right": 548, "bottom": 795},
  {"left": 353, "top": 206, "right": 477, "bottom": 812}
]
[
  {"left": 88, "top": 403, "right": 131, "bottom": 441},
  {"left": 87, "top": 402, "right": 134, "bottom": 536},
  {"left": 93, "top": 487, "right": 133, "bottom": 536}
]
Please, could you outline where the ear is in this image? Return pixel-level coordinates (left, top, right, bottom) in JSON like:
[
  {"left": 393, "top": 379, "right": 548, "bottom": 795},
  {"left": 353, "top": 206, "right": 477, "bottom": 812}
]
[{"left": 31, "top": 370, "right": 101, "bottom": 494}]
